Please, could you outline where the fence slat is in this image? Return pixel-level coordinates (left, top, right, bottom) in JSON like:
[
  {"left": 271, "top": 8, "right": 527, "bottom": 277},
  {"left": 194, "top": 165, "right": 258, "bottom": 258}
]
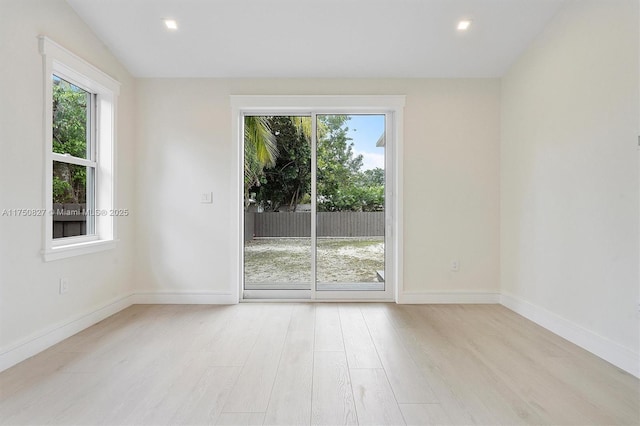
[{"left": 248, "top": 212, "right": 384, "bottom": 238}]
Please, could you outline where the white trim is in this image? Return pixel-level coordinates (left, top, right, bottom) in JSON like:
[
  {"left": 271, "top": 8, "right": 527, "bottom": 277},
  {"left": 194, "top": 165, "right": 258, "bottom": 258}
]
[
  {"left": 0, "top": 291, "right": 237, "bottom": 373},
  {"left": 0, "top": 294, "right": 133, "bottom": 373},
  {"left": 40, "top": 36, "right": 118, "bottom": 261},
  {"left": 501, "top": 292, "right": 640, "bottom": 378},
  {"left": 51, "top": 233, "right": 99, "bottom": 247},
  {"left": 398, "top": 291, "right": 501, "bottom": 304},
  {"left": 242, "top": 298, "right": 314, "bottom": 303},
  {"left": 132, "top": 291, "right": 237, "bottom": 305},
  {"left": 231, "top": 95, "right": 405, "bottom": 302},
  {"left": 51, "top": 153, "right": 96, "bottom": 168},
  {"left": 244, "top": 289, "right": 312, "bottom": 300},
  {"left": 310, "top": 113, "right": 318, "bottom": 301},
  {"left": 244, "top": 283, "right": 310, "bottom": 290},
  {"left": 316, "top": 282, "right": 384, "bottom": 291},
  {"left": 43, "top": 239, "right": 117, "bottom": 261},
  {"left": 392, "top": 111, "right": 404, "bottom": 303},
  {"left": 38, "top": 36, "right": 120, "bottom": 95},
  {"left": 230, "top": 95, "right": 406, "bottom": 111},
  {"left": 241, "top": 299, "right": 395, "bottom": 303},
  {"left": 3, "top": 291, "right": 636, "bottom": 382},
  {"left": 232, "top": 104, "right": 243, "bottom": 302},
  {"left": 314, "top": 291, "right": 394, "bottom": 301}
]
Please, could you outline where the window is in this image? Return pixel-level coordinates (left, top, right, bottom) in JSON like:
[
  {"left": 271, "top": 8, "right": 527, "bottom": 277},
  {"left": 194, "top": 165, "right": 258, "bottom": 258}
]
[
  {"left": 52, "top": 76, "right": 95, "bottom": 239},
  {"left": 39, "top": 37, "right": 120, "bottom": 261}
]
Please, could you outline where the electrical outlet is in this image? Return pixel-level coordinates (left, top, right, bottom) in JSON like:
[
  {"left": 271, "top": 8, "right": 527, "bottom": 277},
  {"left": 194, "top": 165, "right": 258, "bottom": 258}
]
[
  {"left": 59, "top": 278, "right": 69, "bottom": 294},
  {"left": 450, "top": 260, "right": 460, "bottom": 272}
]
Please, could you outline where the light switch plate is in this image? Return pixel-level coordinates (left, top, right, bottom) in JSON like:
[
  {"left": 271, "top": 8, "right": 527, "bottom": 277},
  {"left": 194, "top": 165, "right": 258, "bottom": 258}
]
[
  {"left": 59, "top": 278, "right": 69, "bottom": 294},
  {"left": 200, "top": 192, "right": 213, "bottom": 203}
]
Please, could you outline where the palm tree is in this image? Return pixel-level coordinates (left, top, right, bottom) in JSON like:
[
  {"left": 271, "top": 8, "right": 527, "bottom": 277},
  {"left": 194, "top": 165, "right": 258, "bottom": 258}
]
[
  {"left": 289, "top": 116, "right": 312, "bottom": 142},
  {"left": 244, "top": 116, "right": 278, "bottom": 204},
  {"left": 243, "top": 115, "right": 319, "bottom": 208}
]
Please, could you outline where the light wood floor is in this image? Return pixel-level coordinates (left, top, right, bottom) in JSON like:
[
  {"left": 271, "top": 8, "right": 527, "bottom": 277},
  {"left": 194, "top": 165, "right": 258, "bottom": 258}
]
[{"left": 1, "top": 303, "right": 638, "bottom": 425}]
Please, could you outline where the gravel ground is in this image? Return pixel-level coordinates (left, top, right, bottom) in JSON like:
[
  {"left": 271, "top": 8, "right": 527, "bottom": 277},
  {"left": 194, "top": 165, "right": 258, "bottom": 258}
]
[{"left": 244, "top": 238, "right": 384, "bottom": 283}]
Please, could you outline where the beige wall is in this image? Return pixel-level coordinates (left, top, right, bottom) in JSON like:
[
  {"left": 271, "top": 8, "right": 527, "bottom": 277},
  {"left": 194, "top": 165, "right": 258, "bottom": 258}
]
[
  {"left": 134, "top": 79, "right": 501, "bottom": 298},
  {"left": 501, "top": 0, "right": 639, "bottom": 369},
  {"left": 0, "top": 0, "right": 137, "bottom": 357},
  {"left": 5, "top": 0, "right": 635, "bottom": 378}
]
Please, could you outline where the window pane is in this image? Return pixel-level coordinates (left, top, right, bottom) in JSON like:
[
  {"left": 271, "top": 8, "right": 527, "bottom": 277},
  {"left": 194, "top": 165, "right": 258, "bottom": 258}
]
[
  {"left": 243, "top": 116, "right": 312, "bottom": 290},
  {"left": 52, "top": 75, "right": 90, "bottom": 159},
  {"left": 52, "top": 161, "right": 94, "bottom": 239},
  {"left": 316, "top": 114, "right": 385, "bottom": 289}
]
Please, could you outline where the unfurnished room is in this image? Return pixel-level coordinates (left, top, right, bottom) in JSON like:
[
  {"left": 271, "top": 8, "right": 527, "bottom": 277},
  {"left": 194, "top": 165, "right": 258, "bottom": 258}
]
[{"left": 0, "top": 0, "right": 639, "bottom": 425}]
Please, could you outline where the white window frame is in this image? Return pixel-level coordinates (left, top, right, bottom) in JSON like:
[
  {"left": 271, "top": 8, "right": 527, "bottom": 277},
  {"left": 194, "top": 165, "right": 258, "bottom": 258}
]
[
  {"left": 231, "top": 95, "right": 405, "bottom": 303},
  {"left": 39, "top": 36, "right": 120, "bottom": 261}
]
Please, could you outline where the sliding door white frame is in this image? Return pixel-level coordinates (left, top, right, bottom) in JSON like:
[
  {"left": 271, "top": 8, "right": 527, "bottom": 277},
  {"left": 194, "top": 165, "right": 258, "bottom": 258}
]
[
  {"left": 231, "top": 95, "right": 405, "bottom": 303},
  {"left": 310, "top": 112, "right": 318, "bottom": 301}
]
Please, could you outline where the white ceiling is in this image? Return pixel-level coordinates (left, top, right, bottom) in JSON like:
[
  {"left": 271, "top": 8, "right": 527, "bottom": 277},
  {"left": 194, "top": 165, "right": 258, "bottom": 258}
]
[{"left": 66, "top": 0, "right": 566, "bottom": 78}]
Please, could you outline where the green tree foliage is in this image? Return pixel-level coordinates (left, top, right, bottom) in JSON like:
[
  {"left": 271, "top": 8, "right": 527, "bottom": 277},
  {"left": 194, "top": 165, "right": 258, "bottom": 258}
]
[
  {"left": 316, "top": 116, "right": 362, "bottom": 209},
  {"left": 245, "top": 114, "right": 385, "bottom": 212},
  {"left": 317, "top": 115, "right": 384, "bottom": 212},
  {"left": 244, "top": 116, "right": 278, "bottom": 203},
  {"left": 52, "top": 77, "right": 89, "bottom": 203},
  {"left": 328, "top": 168, "right": 385, "bottom": 212},
  {"left": 347, "top": 167, "right": 385, "bottom": 212},
  {"left": 360, "top": 167, "right": 384, "bottom": 187},
  {"left": 254, "top": 116, "right": 311, "bottom": 211}
]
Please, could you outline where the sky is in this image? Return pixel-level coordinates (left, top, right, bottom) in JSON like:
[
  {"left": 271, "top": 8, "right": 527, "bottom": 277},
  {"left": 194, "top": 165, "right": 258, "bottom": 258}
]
[{"left": 344, "top": 115, "right": 385, "bottom": 170}]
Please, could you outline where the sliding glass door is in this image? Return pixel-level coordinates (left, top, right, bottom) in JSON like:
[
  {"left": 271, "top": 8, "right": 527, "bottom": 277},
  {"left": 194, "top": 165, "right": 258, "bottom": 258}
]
[
  {"left": 243, "top": 116, "right": 313, "bottom": 296},
  {"left": 315, "top": 114, "right": 385, "bottom": 292},
  {"left": 242, "top": 113, "right": 389, "bottom": 299}
]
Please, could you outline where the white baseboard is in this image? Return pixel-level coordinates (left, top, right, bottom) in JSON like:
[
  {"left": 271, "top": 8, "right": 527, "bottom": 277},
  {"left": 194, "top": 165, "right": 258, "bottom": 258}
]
[
  {"left": 501, "top": 293, "right": 639, "bottom": 378},
  {"left": 398, "top": 291, "right": 500, "bottom": 304},
  {"left": 0, "top": 293, "right": 134, "bottom": 373},
  {"left": 0, "top": 291, "right": 238, "bottom": 373},
  {"left": 3, "top": 290, "right": 636, "bottom": 381},
  {"left": 132, "top": 291, "right": 237, "bottom": 304}
]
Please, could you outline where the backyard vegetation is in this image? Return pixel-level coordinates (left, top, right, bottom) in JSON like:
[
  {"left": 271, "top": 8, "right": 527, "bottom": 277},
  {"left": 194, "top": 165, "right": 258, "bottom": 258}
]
[
  {"left": 245, "top": 115, "right": 384, "bottom": 213},
  {"left": 244, "top": 114, "right": 385, "bottom": 286},
  {"left": 52, "top": 77, "right": 89, "bottom": 204}
]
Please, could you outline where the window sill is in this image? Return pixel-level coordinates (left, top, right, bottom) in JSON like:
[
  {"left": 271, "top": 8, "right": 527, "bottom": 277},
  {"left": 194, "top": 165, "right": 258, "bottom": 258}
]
[{"left": 43, "top": 239, "right": 117, "bottom": 262}]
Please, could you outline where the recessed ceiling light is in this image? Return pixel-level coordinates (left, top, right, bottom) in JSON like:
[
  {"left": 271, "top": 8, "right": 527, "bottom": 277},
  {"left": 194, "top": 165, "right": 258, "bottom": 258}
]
[
  {"left": 163, "top": 19, "right": 178, "bottom": 30},
  {"left": 457, "top": 20, "right": 471, "bottom": 31}
]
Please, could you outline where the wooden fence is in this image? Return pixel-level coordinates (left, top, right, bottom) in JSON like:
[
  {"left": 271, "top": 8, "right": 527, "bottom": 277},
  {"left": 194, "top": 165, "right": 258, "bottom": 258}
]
[
  {"left": 245, "top": 212, "right": 384, "bottom": 240},
  {"left": 53, "top": 203, "right": 86, "bottom": 238}
]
